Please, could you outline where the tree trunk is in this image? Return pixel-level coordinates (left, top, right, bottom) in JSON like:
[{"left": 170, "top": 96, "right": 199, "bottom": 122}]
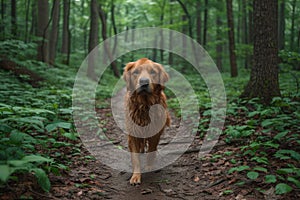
[
  {"left": 1, "top": 0, "right": 5, "bottom": 39},
  {"left": 290, "top": 0, "right": 296, "bottom": 51},
  {"left": 278, "top": 1, "right": 285, "bottom": 50},
  {"left": 241, "top": 0, "right": 280, "bottom": 105},
  {"left": 11, "top": 0, "right": 17, "bottom": 37},
  {"left": 62, "top": 0, "right": 70, "bottom": 65},
  {"left": 87, "top": 0, "right": 99, "bottom": 80},
  {"left": 216, "top": 2, "right": 224, "bottom": 71},
  {"left": 49, "top": 0, "right": 60, "bottom": 65},
  {"left": 176, "top": 0, "right": 192, "bottom": 37},
  {"left": 226, "top": 0, "right": 238, "bottom": 77},
  {"left": 159, "top": 0, "right": 166, "bottom": 63},
  {"left": 98, "top": 3, "right": 120, "bottom": 77},
  {"left": 111, "top": 1, "right": 117, "bottom": 55},
  {"left": 30, "top": 0, "right": 37, "bottom": 40},
  {"left": 168, "top": 0, "right": 173, "bottom": 65},
  {"left": 242, "top": 0, "right": 248, "bottom": 68},
  {"left": 203, "top": 0, "right": 208, "bottom": 46},
  {"left": 37, "top": 0, "right": 49, "bottom": 63},
  {"left": 196, "top": 0, "right": 202, "bottom": 44},
  {"left": 25, "top": 0, "right": 30, "bottom": 42}
]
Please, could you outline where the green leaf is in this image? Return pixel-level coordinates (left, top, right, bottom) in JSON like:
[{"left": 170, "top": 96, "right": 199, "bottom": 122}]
[
  {"left": 253, "top": 167, "right": 268, "bottom": 173},
  {"left": 21, "top": 155, "right": 52, "bottom": 163},
  {"left": 287, "top": 177, "right": 300, "bottom": 188},
  {"left": 0, "top": 165, "right": 10, "bottom": 182},
  {"left": 247, "top": 171, "right": 259, "bottom": 180},
  {"left": 46, "top": 122, "right": 72, "bottom": 132},
  {"left": 31, "top": 168, "right": 51, "bottom": 192},
  {"left": 265, "top": 175, "right": 277, "bottom": 183},
  {"left": 228, "top": 165, "right": 250, "bottom": 174},
  {"left": 274, "top": 131, "right": 289, "bottom": 141},
  {"left": 277, "top": 168, "right": 295, "bottom": 174},
  {"left": 275, "top": 183, "right": 292, "bottom": 195}
]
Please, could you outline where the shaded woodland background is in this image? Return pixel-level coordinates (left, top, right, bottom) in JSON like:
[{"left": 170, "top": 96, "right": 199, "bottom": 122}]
[{"left": 0, "top": 0, "right": 300, "bottom": 199}]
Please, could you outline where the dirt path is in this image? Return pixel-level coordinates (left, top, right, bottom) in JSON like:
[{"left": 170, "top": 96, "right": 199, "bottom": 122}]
[{"left": 67, "top": 88, "right": 259, "bottom": 200}]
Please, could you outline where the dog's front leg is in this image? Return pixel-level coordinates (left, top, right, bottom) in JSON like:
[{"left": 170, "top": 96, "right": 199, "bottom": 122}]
[
  {"left": 128, "top": 137, "right": 141, "bottom": 185},
  {"left": 130, "top": 152, "right": 141, "bottom": 185}
]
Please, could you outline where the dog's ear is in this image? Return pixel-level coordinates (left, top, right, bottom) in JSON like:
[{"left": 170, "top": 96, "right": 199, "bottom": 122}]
[
  {"left": 123, "top": 62, "right": 135, "bottom": 91},
  {"left": 155, "top": 63, "right": 169, "bottom": 84}
]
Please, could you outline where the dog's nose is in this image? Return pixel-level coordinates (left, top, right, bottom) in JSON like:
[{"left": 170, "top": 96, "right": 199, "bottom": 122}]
[{"left": 139, "top": 77, "right": 149, "bottom": 86}]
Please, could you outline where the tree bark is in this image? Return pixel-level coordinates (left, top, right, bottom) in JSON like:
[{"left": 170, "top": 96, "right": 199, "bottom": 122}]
[
  {"left": 278, "top": 1, "right": 285, "bottom": 50},
  {"left": 37, "top": 0, "right": 49, "bottom": 63},
  {"left": 226, "top": 0, "right": 238, "bottom": 77},
  {"left": 290, "top": 0, "right": 296, "bottom": 51},
  {"left": 87, "top": 0, "right": 99, "bottom": 80},
  {"left": 49, "top": 0, "right": 60, "bottom": 65},
  {"left": 196, "top": 0, "right": 202, "bottom": 44},
  {"left": 241, "top": 0, "right": 280, "bottom": 105},
  {"left": 11, "top": 0, "right": 17, "bottom": 37},
  {"left": 24, "top": 0, "right": 30, "bottom": 42},
  {"left": 203, "top": 0, "right": 208, "bottom": 46},
  {"left": 98, "top": 3, "right": 120, "bottom": 77},
  {"left": 62, "top": 0, "right": 70, "bottom": 65},
  {"left": 30, "top": 0, "right": 37, "bottom": 40},
  {"left": 1, "top": 0, "right": 5, "bottom": 39},
  {"left": 216, "top": 2, "right": 224, "bottom": 71}
]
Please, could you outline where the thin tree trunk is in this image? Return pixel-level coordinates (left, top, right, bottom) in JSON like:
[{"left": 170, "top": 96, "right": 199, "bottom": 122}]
[
  {"left": 290, "top": 0, "right": 296, "bottom": 51},
  {"left": 196, "top": 0, "right": 202, "bottom": 44},
  {"left": 216, "top": 2, "right": 224, "bottom": 71},
  {"left": 30, "top": 0, "right": 36, "bottom": 41},
  {"left": 87, "top": 0, "right": 98, "bottom": 80},
  {"left": 37, "top": 0, "right": 49, "bottom": 63},
  {"left": 1, "top": 0, "right": 5, "bottom": 39},
  {"left": 242, "top": 0, "right": 248, "bottom": 68},
  {"left": 159, "top": 0, "right": 166, "bottom": 62},
  {"left": 25, "top": 0, "right": 30, "bottom": 42},
  {"left": 98, "top": 4, "right": 120, "bottom": 77},
  {"left": 203, "top": 0, "right": 208, "bottom": 46},
  {"left": 247, "top": 0, "right": 253, "bottom": 67},
  {"left": 168, "top": 0, "right": 173, "bottom": 65},
  {"left": 11, "top": 0, "right": 17, "bottom": 37},
  {"left": 278, "top": 1, "right": 285, "bottom": 50},
  {"left": 298, "top": 28, "right": 300, "bottom": 52},
  {"left": 111, "top": 1, "right": 118, "bottom": 55},
  {"left": 176, "top": 0, "right": 192, "bottom": 37},
  {"left": 237, "top": 0, "right": 241, "bottom": 44},
  {"left": 62, "top": 0, "right": 70, "bottom": 65},
  {"left": 49, "top": 0, "right": 60, "bottom": 65},
  {"left": 241, "top": 0, "right": 280, "bottom": 104},
  {"left": 226, "top": 0, "right": 238, "bottom": 77}
]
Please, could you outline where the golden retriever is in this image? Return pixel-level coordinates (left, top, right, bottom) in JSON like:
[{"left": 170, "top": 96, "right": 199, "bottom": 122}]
[{"left": 123, "top": 58, "right": 170, "bottom": 185}]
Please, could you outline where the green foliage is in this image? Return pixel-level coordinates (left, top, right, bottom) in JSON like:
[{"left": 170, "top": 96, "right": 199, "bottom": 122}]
[
  {"left": 275, "top": 183, "right": 293, "bottom": 195},
  {"left": 279, "top": 50, "right": 300, "bottom": 71}
]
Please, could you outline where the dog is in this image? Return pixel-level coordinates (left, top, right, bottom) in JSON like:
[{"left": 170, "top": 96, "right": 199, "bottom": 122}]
[{"left": 123, "top": 58, "right": 171, "bottom": 185}]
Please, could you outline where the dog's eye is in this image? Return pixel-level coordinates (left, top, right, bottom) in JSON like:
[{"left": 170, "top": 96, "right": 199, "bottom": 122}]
[
  {"left": 132, "top": 70, "right": 139, "bottom": 75},
  {"left": 150, "top": 69, "right": 156, "bottom": 75}
]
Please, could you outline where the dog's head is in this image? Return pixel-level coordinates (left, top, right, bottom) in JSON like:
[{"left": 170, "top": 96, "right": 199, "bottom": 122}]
[{"left": 123, "top": 58, "right": 169, "bottom": 94}]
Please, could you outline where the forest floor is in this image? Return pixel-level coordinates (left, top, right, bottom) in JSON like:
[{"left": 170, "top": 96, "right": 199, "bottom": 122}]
[{"left": 2, "top": 88, "right": 298, "bottom": 200}]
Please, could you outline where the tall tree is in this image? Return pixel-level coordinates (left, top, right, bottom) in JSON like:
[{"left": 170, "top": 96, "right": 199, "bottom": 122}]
[
  {"left": 241, "top": 0, "right": 280, "bottom": 104},
  {"left": 24, "top": 0, "right": 30, "bottom": 42},
  {"left": 37, "top": 0, "right": 49, "bottom": 63},
  {"left": 49, "top": 0, "right": 60, "bottom": 65},
  {"left": 1, "top": 0, "right": 6, "bottom": 39},
  {"left": 11, "top": 0, "right": 17, "bottom": 37},
  {"left": 226, "top": 0, "right": 238, "bottom": 77},
  {"left": 98, "top": 3, "right": 120, "bottom": 77},
  {"left": 62, "top": 0, "right": 70, "bottom": 65},
  {"left": 278, "top": 0, "right": 285, "bottom": 50},
  {"left": 290, "top": 0, "right": 296, "bottom": 51},
  {"left": 203, "top": 0, "right": 208, "bottom": 46},
  {"left": 216, "top": 1, "right": 224, "bottom": 71},
  {"left": 196, "top": 0, "right": 202, "bottom": 44},
  {"left": 87, "top": 0, "right": 99, "bottom": 80}
]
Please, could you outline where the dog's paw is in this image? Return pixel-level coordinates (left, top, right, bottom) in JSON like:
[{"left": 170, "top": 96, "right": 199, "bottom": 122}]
[
  {"left": 129, "top": 173, "right": 141, "bottom": 185},
  {"left": 145, "top": 165, "right": 154, "bottom": 172}
]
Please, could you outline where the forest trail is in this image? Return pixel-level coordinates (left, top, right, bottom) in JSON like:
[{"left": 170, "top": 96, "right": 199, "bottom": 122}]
[{"left": 49, "top": 88, "right": 260, "bottom": 200}]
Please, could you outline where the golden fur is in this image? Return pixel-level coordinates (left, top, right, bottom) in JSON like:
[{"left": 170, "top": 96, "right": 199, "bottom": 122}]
[{"left": 123, "top": 58, "right": 170, "bottom": 185}]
